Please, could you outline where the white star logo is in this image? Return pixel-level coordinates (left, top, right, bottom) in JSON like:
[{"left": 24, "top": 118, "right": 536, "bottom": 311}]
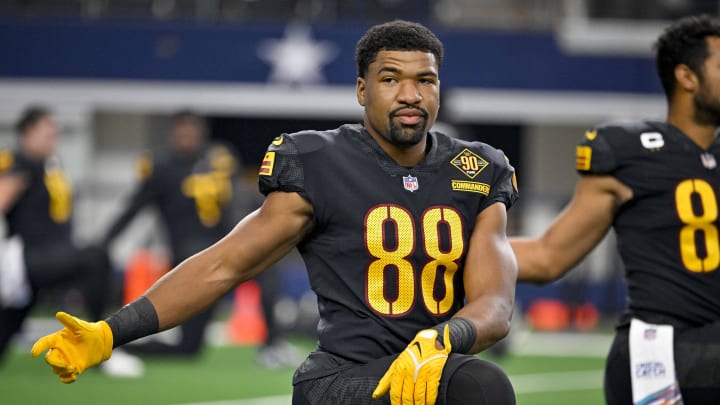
[{"left": 257, "top": 22, "right": 339, "bottom": 85}]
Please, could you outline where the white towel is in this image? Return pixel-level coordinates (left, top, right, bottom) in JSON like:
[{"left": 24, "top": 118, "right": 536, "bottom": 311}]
[
  {"left": 0, "top": 236, "right": 31, "bottom": 308},
  {"left": 629, "top": 318, "right": 683, "bottom": 405}
]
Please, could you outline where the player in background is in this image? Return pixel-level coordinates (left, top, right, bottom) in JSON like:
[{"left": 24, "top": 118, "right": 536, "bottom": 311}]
[
  {"left": 102, "top": 110, "right": 239, "bottom": 360},
  {"left": 511, "top": 14, "right": 720, "bottom": 404},
  {"left": 0, "top": 106, "right": 111, "bottom": 364},
  {"left": 31, "top": 20, "right": 518, "bottom": 404}
]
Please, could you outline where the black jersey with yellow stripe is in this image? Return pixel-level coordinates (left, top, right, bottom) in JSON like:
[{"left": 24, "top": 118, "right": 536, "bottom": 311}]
[
  {"left": 106, "top": 142, "right": 239, "bottom": 263},
  {"left": 259, "top": 123, "right": 517, "bottom": 364},
  {"left": 0, "top": 149, "right": 72, "bottom": 245},
  {"left": 576, "top": 121, "right": 720, "bottom": 327}
]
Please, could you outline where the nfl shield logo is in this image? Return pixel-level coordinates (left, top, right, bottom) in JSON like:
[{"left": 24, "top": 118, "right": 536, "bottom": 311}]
[{"left": 403, "top": 175, "right": 419, "bottom": 192}]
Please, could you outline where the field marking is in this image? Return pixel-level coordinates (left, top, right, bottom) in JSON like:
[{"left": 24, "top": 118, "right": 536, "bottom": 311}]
[
  {"left": 175, "top": 369, "right": 604, "bottom": 404},
  {"left": 512, "top": 369, "right": 604, "bottom": 393}
]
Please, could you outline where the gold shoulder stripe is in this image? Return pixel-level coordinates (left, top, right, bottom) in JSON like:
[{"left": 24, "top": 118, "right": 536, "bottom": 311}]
[
  {"left": 0, "top": 150, "right": 13, "bottom": 173},
  {"left": 576, "top": 145, "right": 592, "bottom": 171},
  {"left": 272, "top": 135, "right": 284, "bottom": 146},
  {"left": 135, "top": 154, "right": 153, "bottom": 180},
  {"left": 585, "top": 130, "right": 597, "bottom": 141}
]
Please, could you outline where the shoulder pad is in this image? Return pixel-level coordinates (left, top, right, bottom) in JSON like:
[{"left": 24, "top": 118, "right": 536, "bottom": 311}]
[{"left": 135, "top": 151, "right": 154, "bottom": 180}]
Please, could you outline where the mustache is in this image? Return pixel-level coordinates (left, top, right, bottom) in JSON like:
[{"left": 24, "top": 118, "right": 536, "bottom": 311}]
[{"left": 389, "top": 105, "right": 429, "bottom": 119}]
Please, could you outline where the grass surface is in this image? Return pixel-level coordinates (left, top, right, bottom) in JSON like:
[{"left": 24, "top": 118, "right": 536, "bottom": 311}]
[{"left": 2, "top": 338, "right": 607, "bottom": 405}]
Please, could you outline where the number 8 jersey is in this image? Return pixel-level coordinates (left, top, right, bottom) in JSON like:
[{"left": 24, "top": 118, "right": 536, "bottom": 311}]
[
  {"left": 259, "top": 123, "right": 518, "bottom": 363},
  {"left": 576, "top": 121, "right": 720, "bottom": 327}
]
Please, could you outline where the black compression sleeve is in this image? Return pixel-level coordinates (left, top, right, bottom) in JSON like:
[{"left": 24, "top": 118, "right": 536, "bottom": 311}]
[
  {"left": 431, "top": 317, "right": 477, "bottom": 354},
  {"left": 105, "top": 296, "right": 159, "bottom": 348}
]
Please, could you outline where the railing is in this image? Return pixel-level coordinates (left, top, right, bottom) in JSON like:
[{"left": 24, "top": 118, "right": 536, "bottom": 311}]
[{"left": 2, "top": 1, "right": 717, "bottom": 28}]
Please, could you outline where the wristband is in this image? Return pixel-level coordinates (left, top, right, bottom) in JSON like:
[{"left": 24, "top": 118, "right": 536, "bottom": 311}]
[
  {"left": 431, "top": 317, "right": 477, "bottom": 354},
  {"left": 105, "top": 296, "right": 159, "bottom": 348}
]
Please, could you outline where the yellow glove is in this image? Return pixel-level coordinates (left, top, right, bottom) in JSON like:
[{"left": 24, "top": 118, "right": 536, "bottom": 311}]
[
  {"left": 30, "top": 311, "right": 113, "bottom": 383},
  {"left": 372, "top": 325, "right": 451, "bottom": 405}
]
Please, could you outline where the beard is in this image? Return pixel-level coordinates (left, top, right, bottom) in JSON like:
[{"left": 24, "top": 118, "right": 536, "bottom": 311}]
[
  {"left": 693, "top": 85, "right": 720, "bottom": 127},
  {"left": 387, "top": 121, "right": 426, "bottom": 146},
  {"left": 386, "top": 106, "right": 430, "bottom": 147}
]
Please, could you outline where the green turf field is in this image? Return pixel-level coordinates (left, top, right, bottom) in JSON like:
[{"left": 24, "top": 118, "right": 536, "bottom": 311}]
[{"left": 1, "top": 334, "right": 607, "bottom": 405}]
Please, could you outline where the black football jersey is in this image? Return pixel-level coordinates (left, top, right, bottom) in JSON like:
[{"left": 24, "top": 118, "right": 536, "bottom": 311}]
[
  {"left": 106, "top": 143, "right": 239, "bottom": 262},
  {"left": 259, "top": 124, "right": 518, "bottom": 363},
  {"left": 0, "top": 150, "right": 72, "bottom": 246},
  {"left": 576, "top": 121, "right": 720, "bottom": 327}
]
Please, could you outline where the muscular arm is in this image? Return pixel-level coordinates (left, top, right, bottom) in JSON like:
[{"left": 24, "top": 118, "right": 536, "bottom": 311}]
[
  {"left": 511, "top": 175, "right": 629, "bottom": 284},
  {"left": 455, "top": 202, "right": 517, "bottom": 353},
  {"left": 144, "top": 190, "right": 313, "bottom": 330}
]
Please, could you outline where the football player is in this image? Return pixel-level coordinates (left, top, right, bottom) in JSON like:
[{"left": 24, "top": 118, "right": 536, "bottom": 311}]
[
  {"left": 31, "top": 21, "right": 518, "bottom": 404},
  {"left": 511, "top": 15, "right": 720, "bottom": 404}
]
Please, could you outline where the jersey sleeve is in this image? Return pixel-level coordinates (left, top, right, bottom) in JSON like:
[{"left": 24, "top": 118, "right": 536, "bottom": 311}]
[
  {"left": 575, "top": 127, "right": 619, "bottom": 175},
  {"left": 258, "top": 134, "right": 307, "bottom": 198},
  {"left": 0, "top": 149, "right": 25, "bottom": 176},
  {"left": 482, "top": 151, "right": 519, "bottom": 211}
]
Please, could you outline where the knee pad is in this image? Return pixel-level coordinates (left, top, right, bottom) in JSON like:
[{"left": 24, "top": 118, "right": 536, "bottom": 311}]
[{"left": 446, "top": 359, "right": 515, "bottom": 405}]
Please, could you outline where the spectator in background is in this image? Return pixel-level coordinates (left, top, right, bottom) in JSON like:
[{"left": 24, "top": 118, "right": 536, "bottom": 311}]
[{"left": 0, "top": 106, "right": 111, "bottom": 364}]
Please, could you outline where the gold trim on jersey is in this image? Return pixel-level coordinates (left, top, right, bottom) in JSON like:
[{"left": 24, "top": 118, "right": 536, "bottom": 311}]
[
  {"left": 451, "top": 180, "right": 490, "bottom": 195},
  {"left": 450, "top": 148, "right": 488, "bottom": 179}
]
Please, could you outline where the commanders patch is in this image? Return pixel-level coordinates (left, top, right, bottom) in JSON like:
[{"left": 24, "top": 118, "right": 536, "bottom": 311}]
[
  {"left": 451, "top": 149, "right": 488, "bottom": 179},
  {"left": 259, "top": 151, "right": 276, "bottom": 176},
  {"left": 576, "top": 145, "right": 592, "bottom": 171},
  {"left": 451, "top": 180, "right": 490, "bottom": 195}
]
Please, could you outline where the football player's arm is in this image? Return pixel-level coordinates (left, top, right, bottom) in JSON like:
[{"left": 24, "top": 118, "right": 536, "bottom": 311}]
[
  {"left": 103, "top": 173, "right": 158, "bottom": 245},
  {"left": 511, "top": 175, "right": 629, "bottom": 284},
  {"left": 454, "top": 201, "right": 517, "bottom": 353},
  {"left": 144, "top": 190, "right": 313, "bottom": 330},
  {"left": 372, "top": 201, "right": 517, "bottom": 404},
  {"left": 31, "top": 190, "right": 313, "bottom": 382}
]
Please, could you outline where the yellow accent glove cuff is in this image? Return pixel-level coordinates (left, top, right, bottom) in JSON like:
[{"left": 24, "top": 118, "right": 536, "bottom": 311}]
[
  {"left": 372, "top": 325, "right": 451, "bottom": 405},
  {"left": 30, "top": 311, "right": 114, "bottom": 384}
]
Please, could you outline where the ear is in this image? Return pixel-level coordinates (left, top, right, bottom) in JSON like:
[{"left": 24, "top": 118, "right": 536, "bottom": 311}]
[
  {"left": 675, "top": 64, "right": 699, "bottom": 93},
  {"left": 356, "top": 77, "right": 366, "bottom": 106}
]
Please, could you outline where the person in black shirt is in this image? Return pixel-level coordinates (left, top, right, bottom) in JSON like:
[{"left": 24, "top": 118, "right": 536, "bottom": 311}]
[
  {"left": 103, "top": 111, "right": 300, "bottom": 367},
  {"left": 31, "top": 21, "right": 519, "bottom": 405},
  {"left": 103, "top": 110, "right": 239, "bottom": 358},
  {"left": 0, "top": 106, "right": 110, "bottom": 364},
  {"left": 511, "top": 15, "right": 720, "bottom": 404}
]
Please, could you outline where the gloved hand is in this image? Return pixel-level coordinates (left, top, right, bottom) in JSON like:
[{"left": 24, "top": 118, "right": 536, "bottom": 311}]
[
  {"left": 372, "top": 325, "right": 451, "bottom": 405},
  {"left": 30, "top": 311, "right": 113, "bottom": 383}
]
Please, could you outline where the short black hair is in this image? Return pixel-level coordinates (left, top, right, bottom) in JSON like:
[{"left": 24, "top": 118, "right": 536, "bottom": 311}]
[
  {"left": 355, "top": 20, "right": 444, "bottom": 78},
  {"left": 654, "top": 14, "right": 720, "bottom": 100},
  {"left": 171, "top": 109, "right": 207, "bottom": 134},
  {"left": 15, "top": 105, "right": 51, "bottom": 136}
]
